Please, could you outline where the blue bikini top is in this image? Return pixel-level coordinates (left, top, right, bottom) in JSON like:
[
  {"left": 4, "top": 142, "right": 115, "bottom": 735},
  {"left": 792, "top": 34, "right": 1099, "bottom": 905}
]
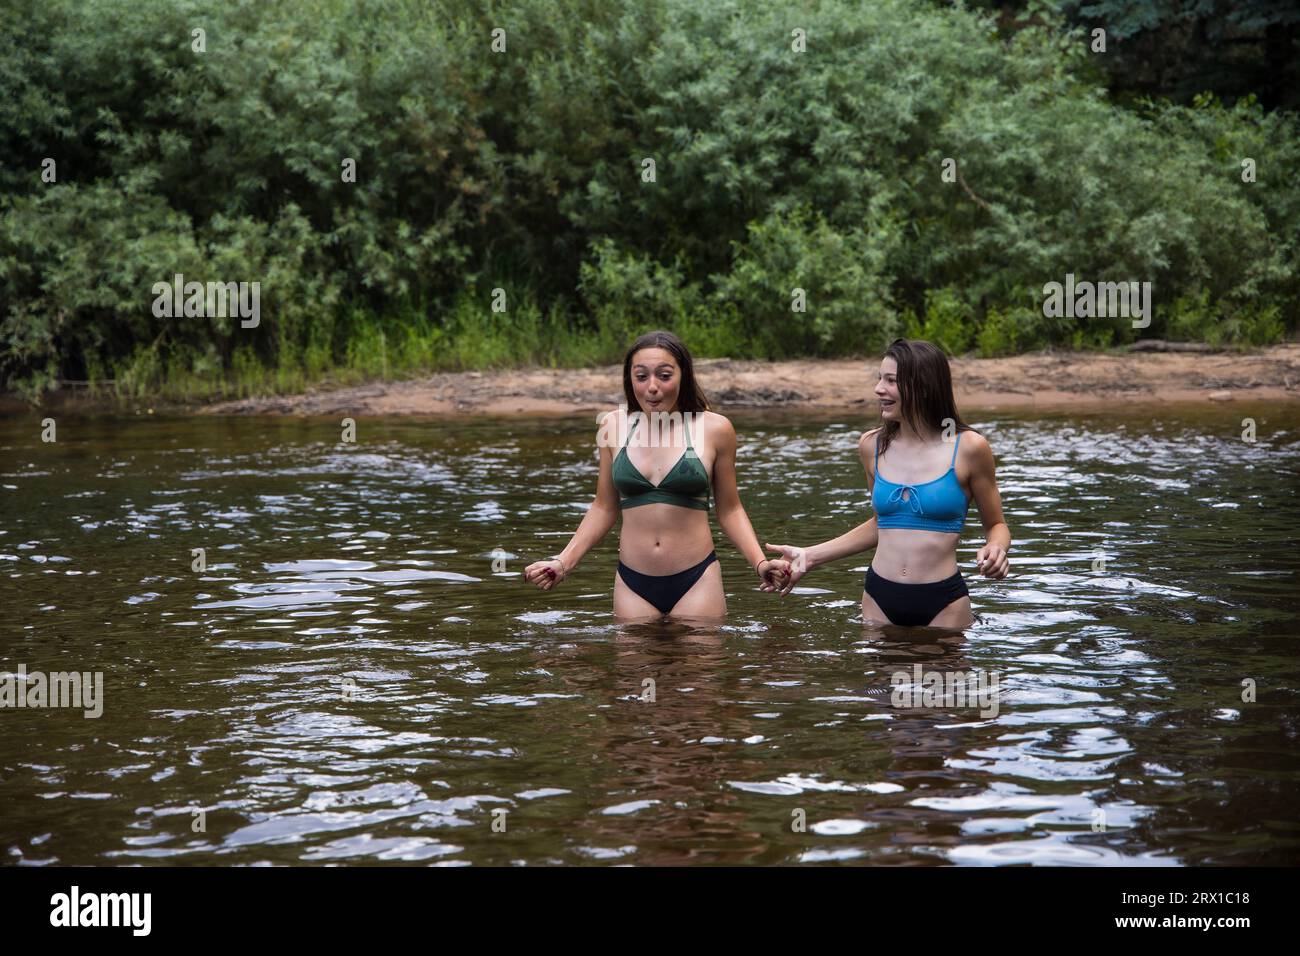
[{"left": 871, "top": 432, "right": 970, "bottom": 533}]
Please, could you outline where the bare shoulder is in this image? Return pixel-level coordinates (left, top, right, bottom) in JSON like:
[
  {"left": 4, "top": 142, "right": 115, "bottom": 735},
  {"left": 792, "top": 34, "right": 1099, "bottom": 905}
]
[
  {"left": 692, "top": 411, "right": 733, "bottom": 462},
  {"left": 958, "top": 429, "right": 995, "bottom": 468},
  {"left": 697, "top": 409, "right": 734, "bottom": 439},
  {"left": 858, "top": 427, "right": 881, "bottom": 479},
  {"left": 959, "top": 428, "right": 992, "bottom": 453},
  {"left": 595, "top": 406, "right": 625, "bottom": 453}
]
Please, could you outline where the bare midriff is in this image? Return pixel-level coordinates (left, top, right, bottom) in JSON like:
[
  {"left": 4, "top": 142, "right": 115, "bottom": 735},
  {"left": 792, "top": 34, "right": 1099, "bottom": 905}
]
[
  {"left": 618, "top": 505, "right": 714, "bottom": 575},
  {"left": 872, "top": 528, "right": 960, "bottom": 582}
]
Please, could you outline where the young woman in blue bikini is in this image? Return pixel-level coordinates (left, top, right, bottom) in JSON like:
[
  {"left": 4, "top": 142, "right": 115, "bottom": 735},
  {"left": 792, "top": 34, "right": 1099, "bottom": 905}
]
[
  {"left": 523, "top": 330, "right": 790, "bottom": 619},
  {"left": 767, "top": 338, "right": 1010, "bottom": 628}
]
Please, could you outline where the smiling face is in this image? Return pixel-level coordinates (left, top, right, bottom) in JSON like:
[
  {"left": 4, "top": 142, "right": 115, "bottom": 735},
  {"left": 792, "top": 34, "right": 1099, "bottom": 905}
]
[
  {"left": 874, "top": 356, "right": 900, "bottom": 421},
  {"left": 630, "top": 347, "right": 681, "bottom": 414}
]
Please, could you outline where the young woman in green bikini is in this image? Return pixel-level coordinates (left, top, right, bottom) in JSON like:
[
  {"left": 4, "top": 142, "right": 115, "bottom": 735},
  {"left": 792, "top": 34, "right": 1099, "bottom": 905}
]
[
  {"left": 522, "top": 330, "right": 790, "bottom": 619},
  {"left": 766, "top": 338, "right": 1010, "bottom": 628}
]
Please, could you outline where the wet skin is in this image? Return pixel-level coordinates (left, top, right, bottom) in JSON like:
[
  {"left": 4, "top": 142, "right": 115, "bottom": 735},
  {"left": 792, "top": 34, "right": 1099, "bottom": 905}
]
[
  {"left": 767, "top": 356, "right": 1010, "bottom": 629},
  {"left": 523, "top": 347, "right": 790, "bottom": 620}
]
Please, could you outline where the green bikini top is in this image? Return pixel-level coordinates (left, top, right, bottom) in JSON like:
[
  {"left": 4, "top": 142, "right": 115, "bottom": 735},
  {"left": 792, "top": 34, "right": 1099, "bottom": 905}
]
[{"left": 612, "top": 414, "right": 711, "bottom": 511}]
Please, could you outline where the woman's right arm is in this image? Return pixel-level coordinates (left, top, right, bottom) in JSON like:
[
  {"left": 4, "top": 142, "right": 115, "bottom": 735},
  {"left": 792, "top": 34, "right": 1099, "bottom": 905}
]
[
  {"left": 800, "top": 517, "right": 880, "bottom": 571},
  {"left": 765, "top": 428, "right": 880, "bottom": 595},
  {"left": 523, "top": 414, "right": 622, "bottom": 591},
  {"left": 766, "top": 517, "right": 879, "bottom": 596}
]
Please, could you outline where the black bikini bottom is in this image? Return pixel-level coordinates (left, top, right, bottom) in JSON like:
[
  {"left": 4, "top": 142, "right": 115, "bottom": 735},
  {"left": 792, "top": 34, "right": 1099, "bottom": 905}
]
[
  {"left": 864, "top": 567, "right": 968, "bottom": 627},
  {"left": 617, "top": 551, "right": 718, "bottom": 616}
]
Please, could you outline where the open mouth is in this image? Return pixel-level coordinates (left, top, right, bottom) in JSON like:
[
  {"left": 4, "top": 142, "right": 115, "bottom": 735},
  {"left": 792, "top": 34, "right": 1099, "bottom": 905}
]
[{"left": 879, "top": 398, "right": 896, "bottom": 410}]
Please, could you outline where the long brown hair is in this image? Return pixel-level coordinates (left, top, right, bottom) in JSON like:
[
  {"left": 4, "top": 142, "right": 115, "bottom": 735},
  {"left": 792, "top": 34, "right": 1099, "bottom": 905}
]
[
  {"left": 622, "top": 330, "right": 711, "bottom": 414},
  {"left": 877, "top": 338, "right": 973, "bottom": 455}
]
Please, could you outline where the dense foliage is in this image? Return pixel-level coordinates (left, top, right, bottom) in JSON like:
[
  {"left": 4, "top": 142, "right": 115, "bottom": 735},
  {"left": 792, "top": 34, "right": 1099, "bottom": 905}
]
[{"left": 1, "top": 0, "right": 1295, "bottom": 399}]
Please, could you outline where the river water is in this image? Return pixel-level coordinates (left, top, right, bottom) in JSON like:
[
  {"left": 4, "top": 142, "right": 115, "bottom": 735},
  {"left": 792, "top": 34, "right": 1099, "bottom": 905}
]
[{"left": 2, "top": 406, "right": 1298, "bottom": 865}]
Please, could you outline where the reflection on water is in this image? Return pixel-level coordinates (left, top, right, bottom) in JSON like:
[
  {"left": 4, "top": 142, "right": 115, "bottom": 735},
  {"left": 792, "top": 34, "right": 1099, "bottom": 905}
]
[{"left": 1, "top": 407, "right": 1298, "bottom": 865}]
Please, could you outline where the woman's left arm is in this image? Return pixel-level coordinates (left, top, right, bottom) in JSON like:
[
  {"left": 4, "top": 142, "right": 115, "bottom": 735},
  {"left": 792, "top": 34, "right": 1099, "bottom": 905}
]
[
  {"left": 710, "top": 414, "right": 788, "bottom": 588},
  {"left": 965, "top": 431, "right": 1011, "bottom": 579}
]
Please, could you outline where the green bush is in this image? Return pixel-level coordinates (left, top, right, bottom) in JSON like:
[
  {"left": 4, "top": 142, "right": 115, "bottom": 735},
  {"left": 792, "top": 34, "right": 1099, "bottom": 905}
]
[
  {"left": 1, "top": 0, "right": 1296, "bottom": 400},
  {"left": 578, "top": 238, "right": 703, "bottom": 347},
  {"left": 974, "top": 303, "right": 1033, "bottom": 358},
  {"left": 711, "top": 205, "right": 900, "bottom": 359},
  {"left": 907, "top": 289, "right": 975, "bottom": 356}
]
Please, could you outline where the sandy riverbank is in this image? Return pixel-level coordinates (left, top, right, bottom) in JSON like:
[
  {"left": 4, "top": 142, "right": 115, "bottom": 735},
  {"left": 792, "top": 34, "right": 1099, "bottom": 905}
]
[{"left": 193, "top": 345, "right": 1300, "bottom": 417}]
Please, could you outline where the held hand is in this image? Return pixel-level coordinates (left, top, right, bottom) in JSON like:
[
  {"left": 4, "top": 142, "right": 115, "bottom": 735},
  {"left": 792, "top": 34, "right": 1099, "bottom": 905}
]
[
  {"left": 765, "top": 543, "right": 809, "bottom": 596},
  {"left": 523, "top": 557, "right": 567, "bottom": 591},
  {"left": 974, "top": 544, "right": 1009, "bottom": 579},
  {"left": 755, "top": 557, "right": 791, "bottom": 593}
]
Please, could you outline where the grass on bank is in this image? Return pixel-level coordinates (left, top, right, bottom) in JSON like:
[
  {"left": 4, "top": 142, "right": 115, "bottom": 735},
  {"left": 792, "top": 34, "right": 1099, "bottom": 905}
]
[{"left": 50, "top": 289, "right": 1292, "bottom": 407}]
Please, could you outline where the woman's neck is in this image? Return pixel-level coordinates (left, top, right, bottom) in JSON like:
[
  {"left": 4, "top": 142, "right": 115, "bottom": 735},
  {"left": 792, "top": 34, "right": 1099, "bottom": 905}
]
[{"left": 897, "top": 419, "right": 941, "bottom": 444}]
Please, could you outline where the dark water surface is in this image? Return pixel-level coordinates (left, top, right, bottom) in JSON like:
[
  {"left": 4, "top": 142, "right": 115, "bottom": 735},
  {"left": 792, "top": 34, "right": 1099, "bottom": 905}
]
[{"left": 2, "top": 406, "right": 1299, "bottom": 865}]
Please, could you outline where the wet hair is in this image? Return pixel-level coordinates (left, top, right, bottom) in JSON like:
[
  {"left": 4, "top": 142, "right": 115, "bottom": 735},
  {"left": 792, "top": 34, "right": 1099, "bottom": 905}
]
[
  {"left": 622, "top": 330, "right": 710, "bottom": 414},
  {"left": 876, "top": 338, "right": 973, "bottom": 455}
]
